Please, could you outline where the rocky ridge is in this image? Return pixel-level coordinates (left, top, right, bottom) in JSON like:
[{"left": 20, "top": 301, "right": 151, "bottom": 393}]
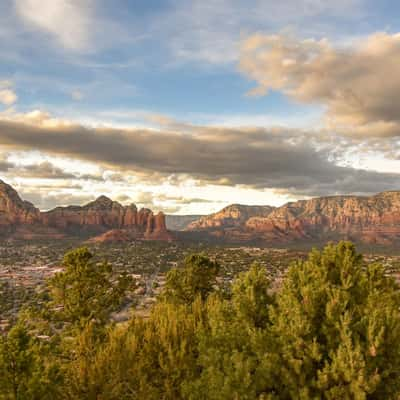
[
  {"left": 2, "top": 179, "right": 400, "bottom": 246},
  {"left": 187, "top": 193, "right": 400, "bottom": 245},
  {"left": 0, "top": 180, "right": 172, "bottom": 241},
  {"left": 187, "top": 204, "right": 275, "bottom": 230}
]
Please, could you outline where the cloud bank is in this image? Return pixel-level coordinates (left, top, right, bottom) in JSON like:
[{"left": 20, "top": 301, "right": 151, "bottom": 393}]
[{"left": 0, "top": 115, "right": 399, "bottom": 197}]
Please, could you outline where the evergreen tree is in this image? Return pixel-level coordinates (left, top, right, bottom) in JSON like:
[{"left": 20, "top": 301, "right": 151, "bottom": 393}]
[
  {"left": 48, "top": 247, "right": 132, "bottom": 330},
  {"left": 61, "top": 321, "right": 114, "bottom": 400},
  {"left": 162, "top": 254, "right": 220, "bottom": 304},
  {"left": 3, "top": 243, "right": 400, "bottom": 399},
  {"left": 189, "top": 265, "right": 278, "bottom": 399},
  {"left": 127, "top": 298, "right": 206, "bottom": 399},
  {"left": 63, "top": 298, "right": 206, "bottom": 400},
  {"left": 271, "top": 241, "right": 400, "bottom": 399},
  {"left": 0, "top": 323, "right": 62, "bottom": 400}
]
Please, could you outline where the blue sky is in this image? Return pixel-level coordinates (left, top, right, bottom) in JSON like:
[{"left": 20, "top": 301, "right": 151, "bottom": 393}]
[
  {"left": 0, "top": 0, "right": 399, "bottom": 214},
  {"left": 0, "top": 0, "right": 379, "bottom": 119}
]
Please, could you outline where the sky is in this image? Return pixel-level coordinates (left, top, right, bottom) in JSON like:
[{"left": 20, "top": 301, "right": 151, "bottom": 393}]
[{"left": 0, "top": 0, "right": 400, "bottom": 214}]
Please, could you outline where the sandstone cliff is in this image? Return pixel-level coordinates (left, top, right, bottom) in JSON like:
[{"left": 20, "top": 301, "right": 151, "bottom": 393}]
[
  {"left": 2, "top": 178, "right": 400, "bottom": 246},
  {"left": 187, "top": 192, "right": 400, "bottom": 245},
  {"left": 0, "top": 181, "right": 40, "bottom": 226},
  {"left": 0, "top": 180, "right": 172, "bottom": 241},
  {"left": 187, "top": 204, "right": 275, "bottom": 230}
]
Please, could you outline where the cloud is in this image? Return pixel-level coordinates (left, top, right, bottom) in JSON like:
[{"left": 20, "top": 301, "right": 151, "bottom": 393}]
[
  {"left": 10, "top": 161, "right": 78, "bottom": 180},
  {"left": 134, "top": 191, "right": 215, "bottom": 207},
  {"left": 0, "top": 89, "right": 17, "bottom": 106},
  {"left": 0, "top": 159, "right": 14, "bottom": 171},
  {"left": 0, "top": 114, "right": 398, "bottom": 197},
  {"left": 156, "top": 194, "right": 215, "bottom": 205},
  {"left": 15, "top": 0, "right": 93, "bottom": 51},
  {"left": 133, "top": 191, "right": 217, "bottom": 214},
  {"left": 20, "top": 190, "right": 95, "bottom": 210},
  {"left": 0, "top": 80, "right": 17, "bottom": 106},
  {"left": 157, "top": 0, "right": 363, "bottom": 64},
  {"left": 7, "top": 160, "right": 105, "bottom": 181},
  {"left": 240, "top": 32, "right": 400, "bottom": 138},
  {"left": 115, "top": 194, "right": 132, "bottom": 203},
  {"left": 0, "top": 152, "right": 109, "bottom": 182}
]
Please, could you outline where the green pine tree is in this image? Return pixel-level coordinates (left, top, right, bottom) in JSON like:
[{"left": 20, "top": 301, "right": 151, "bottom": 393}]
[
  {"left": 271, "top": 241, "right": 400, "bottom": 399},
  {"left": 162, "top": 254, "right": 220, "bottom": 304},
  {"left": 48, "top": 247, "right": 132, "bottom": 330},
  {"left": 188, "top": 265, "right": 278, "bottom": 400},
  {"left": 0, "top": 323, "right": 62, "bottom": 400}
]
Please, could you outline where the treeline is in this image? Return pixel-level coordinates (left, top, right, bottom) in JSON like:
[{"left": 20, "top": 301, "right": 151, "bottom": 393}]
[{"left": 1, "top": 242, "right": 400, "bottom": 399}]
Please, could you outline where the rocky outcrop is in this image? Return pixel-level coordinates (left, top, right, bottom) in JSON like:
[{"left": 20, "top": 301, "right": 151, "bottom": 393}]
[
  {"left": 0, "top": 181, "right": 40, "bottom": 226},
  {"left": 0, "top": 180, "right": 171, "bottom": 241},
  {"left": 187, "top": 192, "right": 400, "bottom": 245},
  {"left": 245, "top": 192, "right": 400, "bottom": 244},
  {"left": 88, "top": 213, "right": 173, "bottom": 243},
  {"left": 87, "top": 229, "right": 143, "bottom": 244},
  {"left": 187, "top": 204, "right": 275, "bottom": 230},
  {"left": 144, "top": 211, "right": 172, "bottom": 240},
  {"left": 2, "top": 178, "right": 400, "bottom": 246},
  {"left": 42, "top": 198, "right": 151, "bottom": 232}
]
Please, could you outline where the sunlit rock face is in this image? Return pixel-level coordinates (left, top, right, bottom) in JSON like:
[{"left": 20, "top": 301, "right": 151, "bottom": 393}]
[
  {"left": 188, "top": 192, "right": 400, "bottom": 245},
  {"left": 2, "top": 178, "right": 400, "bottom": 245},
  {"left": 0, "top": 180, "right": 171, "bottom": 241},
  {"left": 0, "top": 180, "right": 40, "bottom": 226},
  {"left": 188, "top": 204, "right": 275, "bottom": 229}
]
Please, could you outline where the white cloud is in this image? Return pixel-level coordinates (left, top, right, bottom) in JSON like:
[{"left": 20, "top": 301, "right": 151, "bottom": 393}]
[
  {"left": 15, "top": 0, "right": 93, "bottom": 50},
  {"left": 240, "top": 32, "right": 400, "bottom": 138},
  {"left": 0, "top": 80, "right": 17, "bottom": 106},
  {"left": 0, "top": 89, "right": 17, "bottom": 106},
  {"left": 155, "top": 0, "right": 363, "bottom": 64}
]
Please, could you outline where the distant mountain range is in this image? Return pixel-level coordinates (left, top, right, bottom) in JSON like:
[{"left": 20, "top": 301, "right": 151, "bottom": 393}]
[
  {"left": 1, "top": 179, "right": 400, "bottom": 246},
  {"left": 185, "top": 193, "right": 400, "bottom": 246}
]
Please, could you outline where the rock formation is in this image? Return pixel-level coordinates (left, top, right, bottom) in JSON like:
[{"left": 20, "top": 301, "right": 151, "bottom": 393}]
[
  {"left": 0, "top": 181, "right": 40, "bottom": 226},
  {"left": 187, "top": 192, "right": 400, "bottom": 245},
  {"left": 0, "top": 180, "right": 172, "bottom": 241},
  {"left": 2, "top": 178, "right": 400, "bottom": 246},
  {"left": 187, "top": 204, "right": 275, "bottom": 230}
]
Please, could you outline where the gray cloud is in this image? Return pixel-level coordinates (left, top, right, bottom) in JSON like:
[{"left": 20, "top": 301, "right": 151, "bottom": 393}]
[
  {"left": 12, "top": 161, "right": 78, "bottom": 180},
  {"left": 0, "top": 159, "right": 14, "bottom": 171},
  {"left": 240, "top": 33, "right": 400, "bottom": 138},
  {"left": 1, "top": 159, "right": 106, "bottom": 181},
  {"left": 135, "top": 192, "right": 215, "bottom": 207},
  {"left": 20, "top": 190, "right": 95, "bottom": 210},
  {"left": 156, "top": 194, "right": 215, "bottom": 204},
  {"left": 0, "top": 118, "right": 399, "bottom": 197}
]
